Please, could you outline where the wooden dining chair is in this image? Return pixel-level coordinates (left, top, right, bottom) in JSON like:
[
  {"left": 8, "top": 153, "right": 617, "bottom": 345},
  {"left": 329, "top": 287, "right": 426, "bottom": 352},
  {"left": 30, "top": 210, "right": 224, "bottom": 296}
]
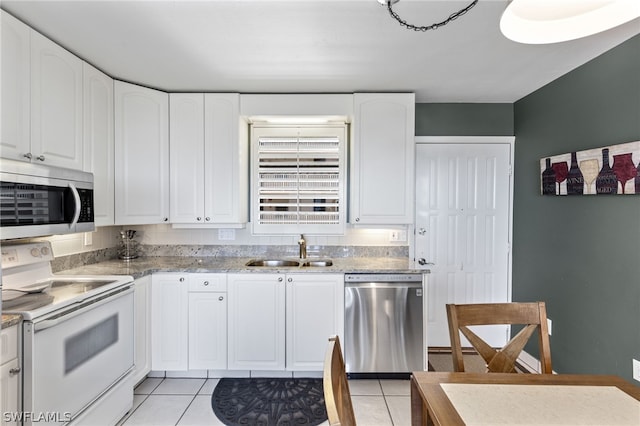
[
  {"left": 323, "top": 335, "right": 357, "bottom": 426},
  {"left": 446, "top": 302, "right": 552, "bottom": 374}
]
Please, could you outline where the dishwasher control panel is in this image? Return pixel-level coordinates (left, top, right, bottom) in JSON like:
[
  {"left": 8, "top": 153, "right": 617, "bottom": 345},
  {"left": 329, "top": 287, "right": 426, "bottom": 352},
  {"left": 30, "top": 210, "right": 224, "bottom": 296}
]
[{"left": 344, "top": 273, "right": 423, "bottom": 283}]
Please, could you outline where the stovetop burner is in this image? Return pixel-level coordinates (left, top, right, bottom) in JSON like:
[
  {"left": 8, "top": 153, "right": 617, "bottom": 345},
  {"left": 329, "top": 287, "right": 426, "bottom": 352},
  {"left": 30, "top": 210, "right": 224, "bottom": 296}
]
[
  {"left": 2, "top": 279, "right": 120, "bottom": 312},
  {"left": 1, "top": 242, "right": 134, "bottom": 320}
]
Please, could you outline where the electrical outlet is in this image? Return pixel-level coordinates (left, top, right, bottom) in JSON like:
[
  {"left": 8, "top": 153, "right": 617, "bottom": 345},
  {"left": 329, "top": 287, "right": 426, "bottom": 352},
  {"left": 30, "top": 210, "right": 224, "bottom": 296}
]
[
  {"left": 84, "top": 232, "right": 93, "bottom": 246},
  {"left": 389, "top": 230, "right": 407, "bottom": 242},
  {"left": 547, "top": 318, "right": 552, "bottom": 336},
  {"left": 633, "top": 359, "right": 640, "bottom": 382}
]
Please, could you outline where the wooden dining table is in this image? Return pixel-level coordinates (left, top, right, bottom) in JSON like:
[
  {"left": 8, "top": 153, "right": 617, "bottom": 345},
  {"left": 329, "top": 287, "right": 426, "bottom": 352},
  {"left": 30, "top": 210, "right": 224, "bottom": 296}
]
[{"left": 410, "top": 371, "right": 640, "bottom": 426}]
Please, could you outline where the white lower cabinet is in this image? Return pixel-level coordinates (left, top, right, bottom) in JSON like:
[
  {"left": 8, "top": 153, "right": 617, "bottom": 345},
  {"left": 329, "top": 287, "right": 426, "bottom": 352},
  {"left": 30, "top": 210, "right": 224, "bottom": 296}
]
[
  {"left": 227, "top": 274, "right": 286, "bottom": 370},
  {"left": 151, "top": 273, "right": 188, "bottom": 371},
  {"left": 227, "top": 273, "right": 344, "bottom": 371},
  {"left": 150, "top": 273, "right": 227, "bottom": 372},
  {"left": 133, "top": 276, "right": 151, "bottom": 384},
  {"left": 286, "top": 273, "right": 345, "bottom": 371},
  {"left": 188, "top": 274, "right": 227, "bottom": 370},
  {"left": 150, "top": 272, "right": 343, "bottom": 374},
  {"left": 1, "top": 325, "right": 20, "bottom": 426}
]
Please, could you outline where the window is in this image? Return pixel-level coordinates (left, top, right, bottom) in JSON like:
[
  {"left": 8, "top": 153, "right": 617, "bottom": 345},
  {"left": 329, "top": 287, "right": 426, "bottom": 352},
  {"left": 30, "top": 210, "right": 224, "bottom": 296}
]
[{"left": 251, "top": 125, "right": 347, "bottom": 235}]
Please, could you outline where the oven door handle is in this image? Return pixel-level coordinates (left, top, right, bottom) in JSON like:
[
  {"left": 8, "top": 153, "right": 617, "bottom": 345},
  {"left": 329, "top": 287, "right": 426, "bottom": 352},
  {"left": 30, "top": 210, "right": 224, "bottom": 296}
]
[
  {"left": 34, "top": 286, "right": 133, "bottom": 332},
  {"left": 68, "top": 182, "right": 82, "bottom": 229}
]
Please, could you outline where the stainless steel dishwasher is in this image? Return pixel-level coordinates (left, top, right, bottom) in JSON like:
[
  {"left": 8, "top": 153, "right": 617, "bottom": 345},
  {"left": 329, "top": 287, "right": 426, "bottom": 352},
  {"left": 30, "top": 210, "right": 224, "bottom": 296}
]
[{"left": 344, "top": 273, "right": 424, "bottom": 377}]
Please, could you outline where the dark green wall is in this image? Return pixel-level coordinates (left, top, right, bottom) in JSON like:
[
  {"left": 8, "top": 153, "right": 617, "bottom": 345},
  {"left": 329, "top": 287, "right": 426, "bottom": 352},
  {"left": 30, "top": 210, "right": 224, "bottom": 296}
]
[
  {"left": 513, "top": 34, "right": 640, "bottom": 382},
  {"left": 415, "top": 103, "right": 514, "bottom": 136}
]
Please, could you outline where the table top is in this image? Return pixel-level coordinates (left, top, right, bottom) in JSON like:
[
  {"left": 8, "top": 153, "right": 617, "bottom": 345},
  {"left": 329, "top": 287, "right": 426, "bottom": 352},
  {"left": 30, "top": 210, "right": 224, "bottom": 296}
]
[{"left": 411, "top": 372, "right": 640, "bottom": 426}]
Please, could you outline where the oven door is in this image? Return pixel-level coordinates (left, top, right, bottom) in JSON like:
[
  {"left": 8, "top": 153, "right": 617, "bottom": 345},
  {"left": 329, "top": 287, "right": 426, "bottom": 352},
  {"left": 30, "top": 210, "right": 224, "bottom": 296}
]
[{"left": 22, "top": 286, "right": 134, "bottom": 426}]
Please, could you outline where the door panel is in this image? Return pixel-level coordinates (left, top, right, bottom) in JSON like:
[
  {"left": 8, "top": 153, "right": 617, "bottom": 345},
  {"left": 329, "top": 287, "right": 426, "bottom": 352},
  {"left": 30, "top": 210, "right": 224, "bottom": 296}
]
[{"left": 416, "top": 143, "right": 511, "bottom": 347}]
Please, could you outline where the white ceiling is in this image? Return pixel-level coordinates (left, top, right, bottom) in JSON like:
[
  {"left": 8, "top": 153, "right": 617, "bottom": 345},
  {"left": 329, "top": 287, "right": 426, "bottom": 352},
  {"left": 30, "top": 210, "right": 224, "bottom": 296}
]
[{"left": 3, "top": 0, "right": 639, "bottom": 103}]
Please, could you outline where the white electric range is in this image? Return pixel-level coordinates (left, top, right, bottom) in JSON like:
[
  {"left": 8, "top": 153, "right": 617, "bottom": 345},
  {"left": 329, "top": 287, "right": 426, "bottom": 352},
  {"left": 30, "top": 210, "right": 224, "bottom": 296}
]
[{"left": 1, "top": 241, "right": 135, "bottom": 426}]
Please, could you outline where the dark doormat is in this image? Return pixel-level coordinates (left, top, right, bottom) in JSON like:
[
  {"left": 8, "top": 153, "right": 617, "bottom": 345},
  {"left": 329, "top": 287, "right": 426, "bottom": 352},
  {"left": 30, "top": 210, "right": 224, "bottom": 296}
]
[{"left": 211, "top": 377, "right": 327, "bottom": 426}]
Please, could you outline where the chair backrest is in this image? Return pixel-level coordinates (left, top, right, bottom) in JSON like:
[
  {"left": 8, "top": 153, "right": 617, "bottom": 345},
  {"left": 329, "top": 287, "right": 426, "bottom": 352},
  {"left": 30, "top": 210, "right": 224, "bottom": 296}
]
[
  {"left": 323, "top": 335, "right": 357, "bottom": 426},
  {"left": 446, "top": 302, "right": 552, "bottom": 374}
]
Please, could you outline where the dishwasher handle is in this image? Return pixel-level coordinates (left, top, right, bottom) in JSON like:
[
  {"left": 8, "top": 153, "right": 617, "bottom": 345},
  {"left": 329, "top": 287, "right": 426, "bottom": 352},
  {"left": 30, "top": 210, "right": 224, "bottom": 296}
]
[{"left": 344, "top": 281, "right": 423, "bottom": 289}]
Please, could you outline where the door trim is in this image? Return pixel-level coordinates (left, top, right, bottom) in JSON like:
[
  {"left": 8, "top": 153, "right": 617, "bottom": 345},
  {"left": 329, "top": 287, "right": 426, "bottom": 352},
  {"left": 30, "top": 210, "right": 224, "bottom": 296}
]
[{"left": 413, "top": 136, "right": 515, "bottom": 305}]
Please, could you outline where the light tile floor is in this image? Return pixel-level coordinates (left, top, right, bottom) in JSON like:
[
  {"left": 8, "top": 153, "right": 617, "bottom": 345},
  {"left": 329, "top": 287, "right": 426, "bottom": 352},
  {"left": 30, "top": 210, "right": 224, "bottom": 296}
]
[{"left": 119, "top": 376, "right": 411, "bottom": 426}]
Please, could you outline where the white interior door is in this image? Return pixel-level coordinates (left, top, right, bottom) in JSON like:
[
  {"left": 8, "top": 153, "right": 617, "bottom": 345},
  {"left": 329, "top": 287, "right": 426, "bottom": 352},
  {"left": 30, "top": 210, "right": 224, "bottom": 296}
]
[{"left": 415, "top": 140, "right": 513, "bottom": 348}]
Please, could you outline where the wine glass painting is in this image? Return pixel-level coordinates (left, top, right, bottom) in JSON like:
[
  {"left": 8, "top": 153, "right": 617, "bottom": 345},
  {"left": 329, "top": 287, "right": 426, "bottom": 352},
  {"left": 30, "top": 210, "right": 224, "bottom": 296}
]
[{"left": 540, "top": 140, "right": 640, "bottom": 196}]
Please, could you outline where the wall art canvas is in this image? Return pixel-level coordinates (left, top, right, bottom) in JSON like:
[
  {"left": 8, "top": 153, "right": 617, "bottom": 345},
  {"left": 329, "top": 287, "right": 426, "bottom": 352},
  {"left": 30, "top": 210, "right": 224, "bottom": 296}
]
[{"left": 540, "top": 140, "right": 640, "bottom": 195}]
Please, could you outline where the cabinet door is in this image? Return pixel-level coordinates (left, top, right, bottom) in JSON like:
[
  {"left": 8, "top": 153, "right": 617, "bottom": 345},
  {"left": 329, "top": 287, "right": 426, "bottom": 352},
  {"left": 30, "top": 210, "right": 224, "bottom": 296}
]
[
  {"left": 115, "top": 81, "right": 169, "bottom": 225},
  {"left": 0, "top": 358, "right": 19, "bottom": 426},
  {"left": 188, "top": 292, "right": 227, "bottom": 370},
  {"left": 351, "top": 93, "right": 415, "bottom": 224},
  {"left": 227, "top": 274, "right": 286, "bottom": 370},
  {"left": 286, "top": 273, "right": 344, "bottom": 371},
  {"left": 169, "top": 93, "right": 205, "bottom": 224},
  {"left": 204, "top": 93, "right": 247, "bottom": 224},
  {"left": 83, "top": 63, "right": 115, "bottom": 226},
  {"left": 151, "top": 274, "right": 188, "bottom": 371},
  {"left": 30, "top": 30, "right": 83, "bottom": 170},
  {"left": 1, "top": 11, "right": 31, "bottom": 162},
  {"left": 133, "top": 276, "right": 152, "bottom": 384}
]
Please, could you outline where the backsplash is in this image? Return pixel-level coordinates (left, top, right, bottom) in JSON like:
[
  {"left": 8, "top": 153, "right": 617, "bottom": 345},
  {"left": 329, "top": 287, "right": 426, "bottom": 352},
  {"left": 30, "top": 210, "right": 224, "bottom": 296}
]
[{"left": 50, "top": 243, "right": 409, "bottom": 273}]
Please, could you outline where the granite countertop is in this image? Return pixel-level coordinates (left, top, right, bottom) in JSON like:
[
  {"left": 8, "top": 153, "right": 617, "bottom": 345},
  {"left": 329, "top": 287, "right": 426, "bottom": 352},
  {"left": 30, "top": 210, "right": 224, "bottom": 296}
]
[
  {"left": 2, "top": 314, "right": 21, "bottom": 329},
  {"left": 57, "top": 256, "right": 425, "bottom": 279}
]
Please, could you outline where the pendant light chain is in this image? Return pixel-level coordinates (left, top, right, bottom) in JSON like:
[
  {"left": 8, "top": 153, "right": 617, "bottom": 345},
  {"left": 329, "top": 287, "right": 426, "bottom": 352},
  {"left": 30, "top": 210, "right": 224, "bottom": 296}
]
[{"left": 384, "top": 0, "right": 479, "bottom": 32}]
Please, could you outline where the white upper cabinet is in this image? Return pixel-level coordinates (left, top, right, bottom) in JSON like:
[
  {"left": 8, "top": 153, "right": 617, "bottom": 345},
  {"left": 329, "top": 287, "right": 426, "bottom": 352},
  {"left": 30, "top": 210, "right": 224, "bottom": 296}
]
[
  {"left": 114, "top": 81, "right": 169, "bottom": 225},
  {"left": 204, "top": 93, "right": 247, "bottom": 224},
  {"left": 1, "top": 12, "right": 83, "bottom": 170},
  {"left": 1, "top": 11, "right": 31, "bottom": 162},
  {"left": 83, "top": 63, "right": 114, "bottom": 226},
  {"left": 30, "top": 30, "right": 83, "bottom": 170},
  {"left": 169, "top": 93, "right": 205, "bottom": 223},
  {"left": 350, "top": 93, "right": 415, "bottom": 224},
  {"left": 170, "top": 93, "right": 246, "bottom": 226}
]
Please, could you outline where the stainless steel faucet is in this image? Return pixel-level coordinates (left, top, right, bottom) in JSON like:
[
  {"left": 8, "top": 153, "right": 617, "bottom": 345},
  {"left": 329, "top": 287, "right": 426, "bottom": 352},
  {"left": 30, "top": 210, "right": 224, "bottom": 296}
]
[{"left": 298, "top": 234, "right": 307, "bottom": 259}]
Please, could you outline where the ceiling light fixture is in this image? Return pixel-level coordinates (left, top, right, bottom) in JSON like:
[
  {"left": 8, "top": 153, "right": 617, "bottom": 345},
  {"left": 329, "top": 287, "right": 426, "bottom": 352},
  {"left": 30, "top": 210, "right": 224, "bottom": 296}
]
[
  {"left": 378, "top": 0, "right": 478, "bottom": 32},
  {"left": 500, "top": 0, "right": 640, "bottom": 44}
]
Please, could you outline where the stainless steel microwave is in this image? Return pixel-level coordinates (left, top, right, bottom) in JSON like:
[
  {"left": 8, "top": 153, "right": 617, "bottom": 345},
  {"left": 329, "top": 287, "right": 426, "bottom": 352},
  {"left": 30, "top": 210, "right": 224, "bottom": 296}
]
[{"left": 0, "top": 159, "right": 95, "bottom": 240}]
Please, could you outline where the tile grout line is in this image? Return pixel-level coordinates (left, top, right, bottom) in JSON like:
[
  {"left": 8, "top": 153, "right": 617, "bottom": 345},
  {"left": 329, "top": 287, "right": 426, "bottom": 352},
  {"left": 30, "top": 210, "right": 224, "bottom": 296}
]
[{"left": 173, "top": 394, "right": 199, "bottom": 426}]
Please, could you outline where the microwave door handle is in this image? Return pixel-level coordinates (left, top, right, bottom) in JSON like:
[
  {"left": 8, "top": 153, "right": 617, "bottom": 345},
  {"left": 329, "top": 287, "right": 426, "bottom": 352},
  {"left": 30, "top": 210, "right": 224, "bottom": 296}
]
[{"left": 68, "top": 183, "right": 81, "bottom": 228}]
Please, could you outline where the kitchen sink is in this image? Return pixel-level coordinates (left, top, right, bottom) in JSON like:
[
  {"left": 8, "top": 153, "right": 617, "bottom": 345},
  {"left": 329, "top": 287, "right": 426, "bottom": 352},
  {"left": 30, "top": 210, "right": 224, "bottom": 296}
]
[
  {"left": 245, "top": 259, "right": 333, "bottom": 267},
  {"left": 301, "top": 260, "right": 333, "bottom": 267},
  {"left": 245, "top": 259, "right": 301, "bottom": 267}
]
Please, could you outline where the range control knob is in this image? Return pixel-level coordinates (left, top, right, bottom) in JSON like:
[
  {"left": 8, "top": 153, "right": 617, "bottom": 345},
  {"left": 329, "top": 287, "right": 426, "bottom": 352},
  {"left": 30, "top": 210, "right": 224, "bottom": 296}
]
[
  {"left": 40, "top": 246, "right": 50, "bottom": 256},
  {"left": 30, "top": 248, "right": 41, "bottom": 257}
]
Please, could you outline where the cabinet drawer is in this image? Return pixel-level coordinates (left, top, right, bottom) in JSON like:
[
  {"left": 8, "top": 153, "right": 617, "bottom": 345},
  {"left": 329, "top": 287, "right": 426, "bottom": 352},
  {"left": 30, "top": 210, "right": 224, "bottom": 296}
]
[
  {"left": 1, "top": 325, "right": 18, "bottom": 364},
  {"left": 188, "top": 273, "right": 227, "bottom": 292}
]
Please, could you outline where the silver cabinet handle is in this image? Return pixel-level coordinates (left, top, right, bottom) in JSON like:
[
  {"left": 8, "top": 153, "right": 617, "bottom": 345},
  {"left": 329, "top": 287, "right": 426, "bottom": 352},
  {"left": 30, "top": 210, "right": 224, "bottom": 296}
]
[
  {"left": 203, "top": 281, "right": 209, "bottom": 286},
  {"left": 35, "top": 155, "right": 45, "bottom": 161},
  {"left": 418, "top": 258, "right": 435, "bottom": 266},
  {"left": 197, "top": 217, "right": 202, "bottom": 221},
  {"left": 287, "top": 277, "right": 293, "bottom": 282},
  {"left": 163, "top": 217, "right": 169, "bottom": 222},
  {"left": 9, "top": 367, "right": 21, "bottom": 376},
  {"left": 355, "top": 217, "right": 360, "bottom": 222},
  {"left": 218, "top": 296, "right": 224, "bottom": 301},
  {"left": 23, "top": 153, "right": 32, "bottom": 160},
  {"left": 179, "top": 277, "right": 185, "bottom": 282},
  {"left": 278, "top": 277, "right": 283, "bottom": 282},
  {"left": 205, "top": 217, "right": 210, "bottom": 221},
  {"left": 418, "top": 228, "right": 426, "bottom": 235}
]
